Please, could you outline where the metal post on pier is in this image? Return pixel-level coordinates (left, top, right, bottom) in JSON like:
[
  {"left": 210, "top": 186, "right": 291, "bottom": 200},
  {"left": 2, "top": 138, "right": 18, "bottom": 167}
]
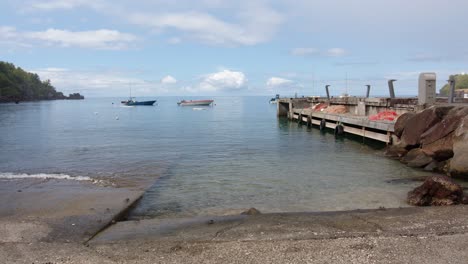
[
  {"left": 448, "top": 77, "right": 456, "bottom": 104},
  {"left": 366, "top": 85, "right": 371, "bottom": 98},
  {"left": 388, "top": 79, "right": 396, "bottom": 98},
  {"left": 325, "top": 85, "right": 330, "bottom": 100}
]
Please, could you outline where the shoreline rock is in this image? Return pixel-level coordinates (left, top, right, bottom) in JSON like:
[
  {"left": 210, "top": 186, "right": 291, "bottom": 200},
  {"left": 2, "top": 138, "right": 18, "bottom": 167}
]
[
  {"left": 388, "top": 105, "right": 468, "bottom": 179},
  {"left": 407, "top": 175, "right": 464, "bottom": 206}
]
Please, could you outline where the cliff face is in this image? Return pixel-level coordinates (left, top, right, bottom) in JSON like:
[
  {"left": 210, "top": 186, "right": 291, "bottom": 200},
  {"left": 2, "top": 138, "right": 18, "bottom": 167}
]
[
  {"left": 0, "top": 61, "right": 83, "bottom": 103},
  {"left": 386, "top": 106, "right": 468, "bottom": 179}
]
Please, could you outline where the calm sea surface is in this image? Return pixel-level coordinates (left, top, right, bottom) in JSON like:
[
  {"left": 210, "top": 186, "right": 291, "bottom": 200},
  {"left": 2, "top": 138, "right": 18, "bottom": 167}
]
[{"left": 0, "top": 97, "right": 435, "bottom": 218}]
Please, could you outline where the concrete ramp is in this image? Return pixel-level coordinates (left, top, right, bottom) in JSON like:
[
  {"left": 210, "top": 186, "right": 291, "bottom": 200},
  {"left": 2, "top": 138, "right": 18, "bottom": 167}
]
[
  {"left": 90, "top": 206, "right": 468, "bottom": 244},
  {"left": 0, "top": 179, "right": 146, "bottom": 243}
]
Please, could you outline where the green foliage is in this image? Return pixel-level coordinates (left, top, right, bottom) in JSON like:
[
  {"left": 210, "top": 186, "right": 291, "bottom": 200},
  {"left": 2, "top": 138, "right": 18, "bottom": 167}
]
[
  {"left": 439, "top": 74, "right": 468, "bottom": 96},
  {"left": 0, "top": 61, "right": 65, "bottom": 102}
]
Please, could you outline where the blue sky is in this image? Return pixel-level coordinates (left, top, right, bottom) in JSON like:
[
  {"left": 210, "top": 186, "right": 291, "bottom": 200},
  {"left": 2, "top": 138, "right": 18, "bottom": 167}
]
[{"left": 1, "top": 0, "right": 468, "bottom": 97}]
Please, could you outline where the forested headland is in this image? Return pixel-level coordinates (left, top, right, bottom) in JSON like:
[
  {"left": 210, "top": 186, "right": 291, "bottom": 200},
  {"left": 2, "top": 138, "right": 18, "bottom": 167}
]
[
  {"left": 439, "top": 74, "right": 468, "bottom": 96},
  {"left": 0, "top": 61, "right": 83, "bottom": 103}
]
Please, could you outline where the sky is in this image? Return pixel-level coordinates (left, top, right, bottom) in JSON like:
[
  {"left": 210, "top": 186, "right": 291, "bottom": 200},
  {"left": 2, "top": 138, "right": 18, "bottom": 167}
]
[{"left": 1, "top": 0, "right": 468, "bottom": 97}]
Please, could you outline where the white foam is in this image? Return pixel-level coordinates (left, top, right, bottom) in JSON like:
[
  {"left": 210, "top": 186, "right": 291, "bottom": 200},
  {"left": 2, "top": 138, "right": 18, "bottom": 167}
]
[
  {"left": 192, "top": 108, "right": 206, "bottom": 111},
  {"left": 0, "top": 173, "right": 92, "bottom": 181}
]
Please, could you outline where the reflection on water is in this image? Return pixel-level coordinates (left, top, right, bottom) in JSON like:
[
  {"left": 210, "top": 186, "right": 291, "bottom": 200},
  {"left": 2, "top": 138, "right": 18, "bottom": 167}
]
[{"left": 0, "top": 97, "right": 436, "bottom": 219}]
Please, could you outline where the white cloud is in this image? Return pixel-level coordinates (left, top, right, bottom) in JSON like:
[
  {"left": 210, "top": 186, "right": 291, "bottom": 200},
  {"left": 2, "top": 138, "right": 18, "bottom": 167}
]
[
  {"left": 29, "top": 67, "right": 167, "bottom": 96},
  {"left": 0, "top": 26, "right": 18, "bottom": 38},
  {"left": 128, "top": 12, "right": 261, "bottom": 46},
  {"left": 407, "top": 54, "right": 444, "bottom": 62},
  {"left": 18, "top": 1, "right": 284, "bottom": 47},
  {"left": 291, "top": 47, "right": 319, "bottom": 56},
  {"left": 27, "top": 0, "right": 104, "bottom": 11},
  {"left": 266, "top": 77, "right": 294, "bottom": 89},
  {"left": 0, "top": 27, "right": 137, "bottom": 50},
  {"left": 161, "top": 75, "right": 177, "bottom": 84},
  {"left": 291, "top": 47, "right": 347, "bottom": 57},
  {"left": 167, "top": 37, "right": 181, "bottom": 44},
  {"left": 326, "top": 48, "right": 346, "bottom": 57},
  {"left": 198, "top": 70, "right": 247, "bottom": 92},
  {"left": 27, "top": 28, "right": 136, "bottom": 49}
]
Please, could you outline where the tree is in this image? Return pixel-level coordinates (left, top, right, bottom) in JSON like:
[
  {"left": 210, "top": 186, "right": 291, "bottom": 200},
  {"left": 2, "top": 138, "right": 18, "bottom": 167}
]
[
  {"left": 439, "top": 74, "right": 468, "bottom": 96},
  {"left": 0, "top": 61, "right": 65, "bottom": 102}
]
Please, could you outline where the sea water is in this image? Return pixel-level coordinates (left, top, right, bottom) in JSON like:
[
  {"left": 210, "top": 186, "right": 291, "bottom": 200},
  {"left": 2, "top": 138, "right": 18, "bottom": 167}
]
[{"left": 0, "top": 97, "right": 434, "bottom": 219}]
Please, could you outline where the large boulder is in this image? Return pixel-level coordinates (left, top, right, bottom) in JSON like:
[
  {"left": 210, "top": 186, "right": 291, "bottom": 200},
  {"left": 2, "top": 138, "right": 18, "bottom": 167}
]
[
  {"left": 394, "top": 112, "right": 416, "bottom": 137},
  {"left": 420, "top": 107, "right": 468, "bottom": 145},
  {"left": 400, "top": 148, "right": 433, "bottom": 168},
  {"left": 407, "top": 175, "right": 464, "bottom": 206},
  {"left": 421, "top": 133, "right": 454, "bottom": 161},
  {"left": 448, "top": 116, "right": 468, "bottom": 178},
  {"left": 400, "top": 108, "right": 441, "bottom": 147}
]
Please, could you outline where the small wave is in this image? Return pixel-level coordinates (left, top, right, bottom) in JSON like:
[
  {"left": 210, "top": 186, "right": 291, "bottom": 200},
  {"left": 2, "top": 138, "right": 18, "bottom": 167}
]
[
  {"left": 192, "top": 108, "right": 206, "bottom": 111},
  {"left": 0, "top": 173, "right": 92, "bottom": 181}
]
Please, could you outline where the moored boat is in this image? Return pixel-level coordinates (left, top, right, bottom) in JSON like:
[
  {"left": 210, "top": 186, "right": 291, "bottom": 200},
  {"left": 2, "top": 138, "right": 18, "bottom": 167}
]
[
  {"left": 177, "top": 99, "right": 214, "bottom": 106},
  {"left": 121, "top": 98, "right": 156, "bottom": 106}
]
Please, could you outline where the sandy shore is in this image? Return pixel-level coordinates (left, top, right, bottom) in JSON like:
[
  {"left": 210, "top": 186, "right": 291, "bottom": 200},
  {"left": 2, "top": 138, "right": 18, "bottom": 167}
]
[{"left": 1, "top": 177, "right": 468, "bottom": 263}]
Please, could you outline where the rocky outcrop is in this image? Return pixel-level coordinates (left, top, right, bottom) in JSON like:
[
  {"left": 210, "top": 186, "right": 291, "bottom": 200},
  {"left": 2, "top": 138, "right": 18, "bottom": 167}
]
[
  {"left": 394, "top": 112, "right": 416, "bottom": 137},
  {"left": 421, "top": 134, "right": 454, "bottom": 161},
  {"left": 400, "top": 108, "right": 441, "bottom": 147},
  {"left": 420, "top": 107, "right": 468, "bottom": 145},
  {"left": 388, "top": 106, "right": 468, "bottom": 179},
  {"left": 449, "top": 116, "right": 468, "bottom": 178},
  {"left": 407, "top": 176, "right": 464, "bottom": 206},
  {"left": 67, "top": 93, "right": 85, "bottom": 100},
  {"left": 401, "top": 148, "right": 432, "bottom": 168},
  {"left": 384, "top": 145, "right": 408, "bottom": 159}
]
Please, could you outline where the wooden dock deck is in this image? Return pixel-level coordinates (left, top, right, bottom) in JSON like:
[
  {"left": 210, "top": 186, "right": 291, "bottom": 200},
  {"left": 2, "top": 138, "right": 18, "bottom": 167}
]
[{"left": 291, "top": 108, "right": 395, "bottom": 143}]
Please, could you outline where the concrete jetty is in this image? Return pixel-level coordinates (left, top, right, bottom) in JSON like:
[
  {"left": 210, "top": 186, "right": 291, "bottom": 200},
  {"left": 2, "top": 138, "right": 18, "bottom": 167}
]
[{"left": 278, "top": 73, "right": 468, "bottom": 143}]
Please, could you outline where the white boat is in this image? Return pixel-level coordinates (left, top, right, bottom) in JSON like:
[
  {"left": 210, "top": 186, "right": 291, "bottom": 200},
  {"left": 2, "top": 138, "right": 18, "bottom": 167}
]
[{"left": 177, "top": 99, "right": 214, "bottom": 106}]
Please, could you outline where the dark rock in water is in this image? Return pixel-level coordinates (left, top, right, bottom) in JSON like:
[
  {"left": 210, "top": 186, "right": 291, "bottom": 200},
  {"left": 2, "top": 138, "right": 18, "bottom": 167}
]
[
  {"left": 241, "top": 208, "right": 261, "bottom": 215},
  {"left": 394, "top": 112, "right": 416, "bottom": 138},
  {"left": 449, "top": 116, "right": 468, "bottom": 179},
  {"left": 407, "top": 175, "right": 464, "bottom": 206},
  {"left": 400, "top": 108, "right": 441, "bottom": 147},
  {"left": 400, "top": 148, "right": 433, "bottom": 168},
  {"left": 424, "top": 161, "right": 439, "bottom": 172},
  {"left": 384, "top": 145, "right": 408, "bottom": 159},
  {"left": 67, "top": 93, "right": 84, "bottom": 100}
]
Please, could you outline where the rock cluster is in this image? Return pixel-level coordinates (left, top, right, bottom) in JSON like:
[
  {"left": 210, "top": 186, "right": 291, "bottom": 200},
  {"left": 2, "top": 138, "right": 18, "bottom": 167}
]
[
  {"left": 386, "top": 106, "right": 468, "bottom": 179},
  {"left": 408, "top": 175, "right": 467, "bottom": 206}
]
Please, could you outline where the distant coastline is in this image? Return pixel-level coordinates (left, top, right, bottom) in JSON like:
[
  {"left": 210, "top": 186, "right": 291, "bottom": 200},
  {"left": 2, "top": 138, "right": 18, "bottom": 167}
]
[{"left": 0, "top": 61, "right": 84, "bottom": 103}]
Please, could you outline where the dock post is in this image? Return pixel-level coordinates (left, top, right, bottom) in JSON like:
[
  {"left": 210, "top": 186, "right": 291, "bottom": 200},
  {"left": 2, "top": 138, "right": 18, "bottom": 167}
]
[
  {"left": 366, "top": 85, "right": 371, "bottom": 98},
  {"left": 325, "top": 85, "right": 331, "bottom": 100},
  {"left": 448, "top": 77, "right": 456, "bottom": 104},
  {"left": 388, "top": 80, "right": 396, "bottom": 98}
]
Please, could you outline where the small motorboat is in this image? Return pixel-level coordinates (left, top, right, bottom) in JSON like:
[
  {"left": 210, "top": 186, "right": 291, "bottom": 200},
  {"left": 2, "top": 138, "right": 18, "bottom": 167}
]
[
  {"left": 121, "top": 98, "right": 156, "bottom": 106},
  {"left": 177, "top": 99, "right": 214, "bottom": 106}
]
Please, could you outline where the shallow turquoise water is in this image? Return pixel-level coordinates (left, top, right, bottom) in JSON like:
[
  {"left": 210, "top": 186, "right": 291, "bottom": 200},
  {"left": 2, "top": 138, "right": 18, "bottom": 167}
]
[{"left": 0, "top": 97, "right": 434, "bottom": 218}]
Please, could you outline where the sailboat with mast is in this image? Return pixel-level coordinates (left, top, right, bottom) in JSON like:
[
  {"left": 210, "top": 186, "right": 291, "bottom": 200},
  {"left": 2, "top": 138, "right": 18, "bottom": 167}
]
[{"left": 121, "top": 84, "right": 156, "bottom": 106}]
